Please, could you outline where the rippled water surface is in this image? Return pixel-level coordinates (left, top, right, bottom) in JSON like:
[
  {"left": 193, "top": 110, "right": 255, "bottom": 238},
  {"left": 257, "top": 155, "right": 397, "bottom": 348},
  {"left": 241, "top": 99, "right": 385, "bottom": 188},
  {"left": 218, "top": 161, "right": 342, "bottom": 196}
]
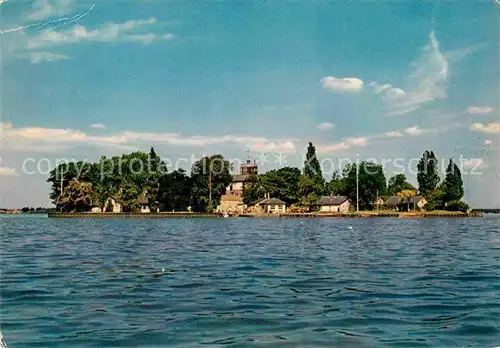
[{"left": 1, "top": 215, "right": 499, "bottom": 347}]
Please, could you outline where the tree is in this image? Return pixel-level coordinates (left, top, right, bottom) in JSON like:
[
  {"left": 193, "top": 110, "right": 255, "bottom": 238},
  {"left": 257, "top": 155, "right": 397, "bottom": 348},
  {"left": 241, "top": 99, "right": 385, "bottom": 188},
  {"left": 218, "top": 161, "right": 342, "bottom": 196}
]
[
  {"left": 298, "top": 174, "right": 323, "bottom": 211},
  {"left": 445, "top": 200, "right": 469, "bottom": 213},
  {"left": 259, "top": 167, "right": 301, "bottom": 204},
  {"left": 158, "top": 169, "right": 192, "bottom": 211},
  {"left": 146, "top": 147, "right": 167, "bottom": 203},
  {"left": 56, "top": 179, "right": 94, "bottom": 212},
  {"left": 341, "top": 162, "right": 387, "bottom": 210},
  {"left": 242, "top": 174, "right": 266, "bottom": 204},
  {"left": 443, "top": 158, "right": 464, "bottom": 202},
  {"left": 326, "top": 170, "right": 345, "bottom": 196},
  {"left": 303, "top": 142, "right": 325, "bottom": 193},
  {"left": 47, "top": 161, "right": 93, "bottom": 205},
  {"left": 397, "top": 189, "right": 417, "bottom": 199},
  {"left": 425, "top": 185, "right": 446, "bottom": 211},
  {"left": 417, "top": 150, "right": 440, "bottom": 195},
  {"left": 190, "top": 155, "right": 232, "bottom": 212},
  {"left": 387, "top": 174, "right": 416, "bottom": 195},
  {"left": 118, "top": 179, "right": 141, "bottom": 212}
]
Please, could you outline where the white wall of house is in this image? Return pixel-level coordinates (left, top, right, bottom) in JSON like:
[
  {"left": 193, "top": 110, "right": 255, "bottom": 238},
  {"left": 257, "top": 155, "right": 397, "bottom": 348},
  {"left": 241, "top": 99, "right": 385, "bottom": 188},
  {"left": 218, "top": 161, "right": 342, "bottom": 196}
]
[
  {"left": 417, "top": 198, "right": 427, "bottom": 210},
  {"left": 265, "top": 204, "right": 286, "bottom": 214},
  {"left": 140, "top": 205, "right": 151, "bottom": 213},
  {"left": 319, "top": 200, "right": 350, "bottom": 213},
  {"left": 104, "top": 198, "right": 122, "bottom": 213}
]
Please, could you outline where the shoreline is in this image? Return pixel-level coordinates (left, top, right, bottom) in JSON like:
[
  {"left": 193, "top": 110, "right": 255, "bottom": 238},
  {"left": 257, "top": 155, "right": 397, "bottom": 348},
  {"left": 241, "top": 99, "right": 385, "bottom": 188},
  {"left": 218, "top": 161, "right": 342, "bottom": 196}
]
[{"left": 48, "top": 211, "right": 484, "bottom": 219}]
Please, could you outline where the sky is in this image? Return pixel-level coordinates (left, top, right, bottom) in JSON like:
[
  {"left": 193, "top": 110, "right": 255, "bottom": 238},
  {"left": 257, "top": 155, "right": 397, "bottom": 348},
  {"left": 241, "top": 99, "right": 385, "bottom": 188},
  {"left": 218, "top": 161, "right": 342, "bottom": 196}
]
[{"left": 1, "top": 0, "right": 499, "bottom": 208}]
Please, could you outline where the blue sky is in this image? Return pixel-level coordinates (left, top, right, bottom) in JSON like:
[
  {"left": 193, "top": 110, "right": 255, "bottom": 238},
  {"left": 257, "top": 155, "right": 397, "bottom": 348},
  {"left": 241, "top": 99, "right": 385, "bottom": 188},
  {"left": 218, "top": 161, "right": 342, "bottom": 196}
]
[{"left": 1, "top": 0, "right": 499, "bottom": 208}]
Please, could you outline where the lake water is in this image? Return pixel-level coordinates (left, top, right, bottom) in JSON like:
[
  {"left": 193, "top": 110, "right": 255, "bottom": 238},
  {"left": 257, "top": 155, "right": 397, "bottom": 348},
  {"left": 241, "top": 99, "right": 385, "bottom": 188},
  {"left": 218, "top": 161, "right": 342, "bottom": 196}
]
[{"left": 1, "top": 215, "right": 499, "bottom": 347}]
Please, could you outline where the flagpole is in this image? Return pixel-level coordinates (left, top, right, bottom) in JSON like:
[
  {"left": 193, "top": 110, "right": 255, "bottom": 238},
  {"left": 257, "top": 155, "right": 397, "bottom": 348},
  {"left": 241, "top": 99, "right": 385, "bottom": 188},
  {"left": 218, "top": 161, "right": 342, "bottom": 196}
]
[{"left": 356, "top": 162, "right": 359, "bottom": 212}]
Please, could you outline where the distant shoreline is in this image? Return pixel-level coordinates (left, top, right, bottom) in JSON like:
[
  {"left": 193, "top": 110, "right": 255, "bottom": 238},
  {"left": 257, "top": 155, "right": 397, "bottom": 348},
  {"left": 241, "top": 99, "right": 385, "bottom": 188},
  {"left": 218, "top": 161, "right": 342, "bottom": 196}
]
[{"left": 47, "top": 211, "right": 484, "bottom": 219}]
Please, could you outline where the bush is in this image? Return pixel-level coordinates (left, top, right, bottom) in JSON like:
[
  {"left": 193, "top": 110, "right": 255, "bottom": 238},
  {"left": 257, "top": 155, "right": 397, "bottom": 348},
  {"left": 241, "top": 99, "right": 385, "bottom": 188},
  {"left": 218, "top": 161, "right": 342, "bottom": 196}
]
[{"left": 445, "top": 200, "right": 470, "bottom": 213}]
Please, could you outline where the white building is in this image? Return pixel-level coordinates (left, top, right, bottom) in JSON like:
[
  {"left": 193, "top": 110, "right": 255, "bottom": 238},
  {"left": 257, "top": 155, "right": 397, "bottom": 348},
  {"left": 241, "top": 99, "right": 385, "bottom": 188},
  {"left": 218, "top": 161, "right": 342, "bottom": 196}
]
[
  {"left": 103, "top": 196, "right": 122, "bottom": 213},
  {"left": 317, "top": 196, "right": 350, "bottom": 213},
  {"left": 218, "top": 159, "right": 258, "bottom": 213}
]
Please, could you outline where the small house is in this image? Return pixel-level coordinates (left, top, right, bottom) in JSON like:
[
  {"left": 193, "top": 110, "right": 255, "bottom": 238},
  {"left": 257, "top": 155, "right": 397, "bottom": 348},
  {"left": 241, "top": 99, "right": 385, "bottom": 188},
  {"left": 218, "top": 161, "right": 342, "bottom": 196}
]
[
  {"left": 400, "top": 196, "right": 428, "bottom": 211},
  {"left": 103, "top": 196, "right": 122, "bottom": 213},
  {"left": 247, "top": 197, "right": 287, "bottom": 214},
  {"left": 384, "top": 196, "right": 402, "bottom": 210},
  {"left": 372, "top": 196, "right": 387, "bottom": 210},
  {"left": 137, "top": 193, "right": 151, "bottom": 213},
  {"left": 317, "top": 196, "right": 350, "bottom": 213}
]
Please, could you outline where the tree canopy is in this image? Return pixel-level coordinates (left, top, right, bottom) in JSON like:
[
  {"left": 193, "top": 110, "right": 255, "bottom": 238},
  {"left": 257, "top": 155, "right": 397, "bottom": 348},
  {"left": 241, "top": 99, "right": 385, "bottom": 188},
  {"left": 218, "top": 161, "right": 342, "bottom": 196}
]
[
  {"left": 259, "top": 167, "right": 302, "bottom": 204},
  {"left": 443, "top": 158, "right": 464, "bottom": 203},
  {"left": 46, "top": 144, "right": 471, "bottom": 213},
  {"left": 303, "top": 142, "right": 325, "bottom": 188},
  {"left": 387, "top": 174, "right": 416, "bottom": 196},
  {"left": 190, "top": 155, "right": 232, "bottom": 212},
  {"left": 417, "top": 150, "right": 440, "bottom": 195},
  {"left": 158, "top": 169, "right": 192, "bottom": 211},
  {"left": 47, "top": 149, "right": 167, "bottom": 211},
  {"left": 341, "top": 162, "right": 387, "bottom": 210},
  {"left": 56, "top": 178, "right": 94, "bottom": 212}
]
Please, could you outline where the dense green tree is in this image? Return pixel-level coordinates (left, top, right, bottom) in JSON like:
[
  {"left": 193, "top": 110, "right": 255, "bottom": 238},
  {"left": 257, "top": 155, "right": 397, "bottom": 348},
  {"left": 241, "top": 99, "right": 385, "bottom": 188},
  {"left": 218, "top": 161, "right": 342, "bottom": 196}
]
[
  {"left": 341, "top": 162, "right": 387, "bottom": 210},
  {"left": 443, "top": 158, "right": 464, "bottom": 202},
  {"left": 146, "top": 147, "right": 167, "bottom": 203},
  {"left": 259, "top": 167, "right": 301, "bottom": 204},
  {"left": 48, "top": 150, "right": 167, "bottom": 211},
  {"left": 118, "top": 179, "right": 141, "bottom": 212},
  {"left": 47, "top": 161, "right": 93, "bottom": 204},
  {"left": 387, "top": 174, "right": 416, "bottom": 195},
  {"left": 425, "top": 185, "right": 446, "bottom": 211},
  {"left": 445, "top": 200, "right": 469, "bottom": 213},
  {"left": 298, "top": 174, "right": 323, "bottom": 211},
  {"left": 56, "top": 179, "right": 94, "bottom": 212},
  {"left": 158, "top": 169, "right": 192, "bottom": 211},
  {"left": 242, "top": 174, "right": 266, "bottom": 204},
  {"left": 417, "top": 150, "right": 440, "bottom": 195},
  {"left": 303, "top": 142, "right": 325, "bottom": 193},
  {"left": 326, "top": 170, "right": 346, "bottom": 195},
  {"left": 190, "top": 155, "right": 232, "bottom": 212}
]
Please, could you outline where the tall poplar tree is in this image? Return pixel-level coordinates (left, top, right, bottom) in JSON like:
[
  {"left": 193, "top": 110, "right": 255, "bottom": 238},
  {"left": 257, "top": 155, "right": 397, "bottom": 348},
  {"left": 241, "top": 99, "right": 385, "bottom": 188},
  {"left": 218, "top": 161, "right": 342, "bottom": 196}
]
[
  {"left": 443, "top": 158, "right": 464, "bottom": 202},
  {"left": 417, "top": 150, "right": 440, "bottom": 195}
]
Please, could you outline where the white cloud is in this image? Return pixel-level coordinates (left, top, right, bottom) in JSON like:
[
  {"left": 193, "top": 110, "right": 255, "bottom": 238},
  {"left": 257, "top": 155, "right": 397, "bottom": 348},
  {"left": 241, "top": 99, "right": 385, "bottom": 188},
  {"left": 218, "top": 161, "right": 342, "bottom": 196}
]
[
  {"left": 1, "top": 122, "right": 297, "bottom": 153},
  {"left": 27, "top": 18, "right": 174, "bottom": 49},
  {"left": 316, "top": 122, "right": 335, "bottom": 131},
  {"left": 470, "top": 122, "right": 500, "bottom": 134},
  {"left": 380, "top": 31, "right": 448, "bottom": 116},
  {"left": 404, "top": 125, "right": 425, "bottom": 136},
  {"left": 0, "top": 167, "right": 19, "bottom": 177},
  {"left": 369, "top": 82, "right": 406, "bottom": 100},
  {"left": 20, "top": 51, "right": 69, "bottom": 64},
  {"left": 28, "top": 0, "right": 74, "bottom": 21},
  {"left": 445, "top": 43, "right": 489, "bottom": 62},
  {"left": 317, "top": 136, "right": 368, "bottom": 153},
  {"left": 346, "top": 137, "right": 368, "bottom": 147},
  {"left": 467, "top": 106, "right": 493, "bottom": 114},
  {"left": 322, "top": 77, "right": 363, "bottom": 92},
  {"left": 249, "top": 141, "right": 296, "bottom": 153},
  {"left": 385, "top": 131, "right": 404, "bottom": 137},
  {"left": 90, "top": 123, "right": 106, "bottom": 129}
]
